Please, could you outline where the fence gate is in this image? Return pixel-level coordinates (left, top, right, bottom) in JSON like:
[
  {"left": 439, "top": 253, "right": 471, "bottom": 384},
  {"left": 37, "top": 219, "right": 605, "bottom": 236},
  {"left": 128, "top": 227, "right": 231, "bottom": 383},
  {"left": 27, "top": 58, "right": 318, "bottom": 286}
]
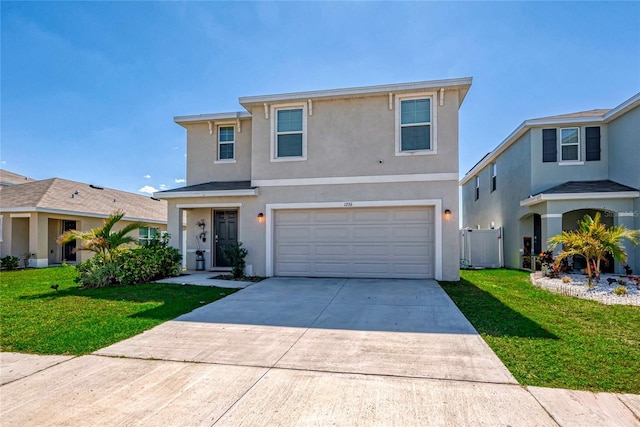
[{"left": 459, "top": 228, "right": 503, "bottom": 268}]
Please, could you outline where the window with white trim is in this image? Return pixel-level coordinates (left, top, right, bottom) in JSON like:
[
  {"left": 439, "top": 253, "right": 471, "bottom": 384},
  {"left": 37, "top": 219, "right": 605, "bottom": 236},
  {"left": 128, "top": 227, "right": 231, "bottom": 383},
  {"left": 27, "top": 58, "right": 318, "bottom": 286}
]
[
  {"left": 491, "top": 163, "right": 497, "bottom": 192},
  {"left": 475, "top": 176, "right": 480, "bottom": 201},
  {"left": 271, "top": 104, "right": 307, "bottom": 161},
  {"left": 139, "top": 227, "right": 159, "bottom": 246},
  {"left": 395, "top": 93, "right": 436, "bottom": 156},
  {"left": 560, "top": 128, "right": 580, "bottom": 162},
  {"left": 218, "top": 125, "right": 235, "bottom": 161}
]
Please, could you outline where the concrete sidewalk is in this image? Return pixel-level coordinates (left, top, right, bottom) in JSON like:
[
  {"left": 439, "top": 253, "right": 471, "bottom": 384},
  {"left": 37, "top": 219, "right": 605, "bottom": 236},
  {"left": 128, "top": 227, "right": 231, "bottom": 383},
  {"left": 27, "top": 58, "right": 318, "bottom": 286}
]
[{"left": 2, "top": 277, "right": 639, "bottom": 426}]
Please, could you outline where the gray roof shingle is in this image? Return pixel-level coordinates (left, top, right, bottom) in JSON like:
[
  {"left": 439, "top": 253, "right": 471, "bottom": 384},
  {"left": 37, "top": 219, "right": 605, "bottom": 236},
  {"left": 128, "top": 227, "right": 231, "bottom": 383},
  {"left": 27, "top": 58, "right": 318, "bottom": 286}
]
[
  {"left": 535, "top": 180, "right": 638, "bottom": 196},
  {"left": 158, "top": 181, "right": 254, "bottom": 193},
  {"left": 0, "top": 177, "right": 167, "bottom": 222}
]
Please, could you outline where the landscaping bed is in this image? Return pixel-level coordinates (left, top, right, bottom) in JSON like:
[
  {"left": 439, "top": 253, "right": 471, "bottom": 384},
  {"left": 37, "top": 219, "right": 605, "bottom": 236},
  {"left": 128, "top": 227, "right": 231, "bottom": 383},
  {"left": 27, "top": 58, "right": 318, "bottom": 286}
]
[{"left": 531, "top": 273, "right": 640, "bottom": 306}]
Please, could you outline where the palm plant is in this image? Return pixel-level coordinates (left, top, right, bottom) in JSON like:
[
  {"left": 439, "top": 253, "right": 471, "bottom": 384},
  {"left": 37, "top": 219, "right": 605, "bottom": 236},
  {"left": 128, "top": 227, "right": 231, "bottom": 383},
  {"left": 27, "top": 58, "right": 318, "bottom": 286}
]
[
  {"left": 57, "top": 210, "right": 147, "bottom": 261},
  {"left": 548, "top": 212, "right": 640, "bottom": 280}
]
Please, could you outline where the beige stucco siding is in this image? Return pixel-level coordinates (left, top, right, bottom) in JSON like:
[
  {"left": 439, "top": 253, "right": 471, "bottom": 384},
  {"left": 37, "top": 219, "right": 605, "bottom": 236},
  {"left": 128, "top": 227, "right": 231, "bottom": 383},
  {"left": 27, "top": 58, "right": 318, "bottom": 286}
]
[
  {"left": 167, "top": 179, "right": 459, "bottom": 281},
  {"left": 185, "top": 119, "right": 252, "bottom": 185},
  {"left": 249, "top": 91, "right": 460, "bottom": 181}
]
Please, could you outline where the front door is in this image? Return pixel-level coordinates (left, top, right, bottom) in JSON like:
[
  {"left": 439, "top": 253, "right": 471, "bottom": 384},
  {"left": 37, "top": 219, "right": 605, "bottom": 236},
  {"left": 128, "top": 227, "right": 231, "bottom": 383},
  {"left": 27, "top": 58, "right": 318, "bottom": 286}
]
[
  {"left": 214, "top": 211, "right": 238, "bottom": 267},
  {"left": 533, "top": 214, "right": 542, "bottom": 254},
  {"left": 62, "top": 220, "right": 77, "bottom": 262}
]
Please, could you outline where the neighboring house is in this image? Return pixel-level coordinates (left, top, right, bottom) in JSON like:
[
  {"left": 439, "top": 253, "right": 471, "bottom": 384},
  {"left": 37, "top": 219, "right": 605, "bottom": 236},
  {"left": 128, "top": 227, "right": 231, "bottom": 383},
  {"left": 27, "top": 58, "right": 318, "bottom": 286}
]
[
  {"left": 461, "top": 93, "right": 640, "bottom": 273},
  {"left": 158, "top": 78, "right": 472, "bottom": 280},
  {"left": 0, "top": 171, "right": 167, "bottom": 267}
]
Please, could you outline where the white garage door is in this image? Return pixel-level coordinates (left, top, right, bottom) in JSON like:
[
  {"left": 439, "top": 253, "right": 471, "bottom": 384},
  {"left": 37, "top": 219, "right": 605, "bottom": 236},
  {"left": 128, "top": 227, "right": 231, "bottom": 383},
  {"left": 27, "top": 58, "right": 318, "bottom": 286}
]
[{"left": 274, "top": 207, "right": 434, "bottom": 278}]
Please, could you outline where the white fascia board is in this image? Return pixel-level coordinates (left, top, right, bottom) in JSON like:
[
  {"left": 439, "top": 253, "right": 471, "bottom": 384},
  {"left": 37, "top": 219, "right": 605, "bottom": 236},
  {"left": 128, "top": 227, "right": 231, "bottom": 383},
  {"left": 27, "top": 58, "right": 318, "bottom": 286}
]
[
  {"left": 239, "top": 78, "right": 473, "bottom": 108},
  {"left": 0, "top": 207, "right": 166, "bottom": 224},
  {"left": 253, "top": 173, "right": 459, "bottom": 187},
  {"left": 604, "top": 92, "right": 640, "bottom": 122},
  {"left": 520, "top": 191, "right": 640, "bottom": 207},
  {"left": 174, "top": 111, "right": 251, "bottom": 125},
  {"left": 155, "top": 188, "right": 259, "bottom": 199},
  {"left": 176, "top": 202, "right": 243, "bottom": 209}
]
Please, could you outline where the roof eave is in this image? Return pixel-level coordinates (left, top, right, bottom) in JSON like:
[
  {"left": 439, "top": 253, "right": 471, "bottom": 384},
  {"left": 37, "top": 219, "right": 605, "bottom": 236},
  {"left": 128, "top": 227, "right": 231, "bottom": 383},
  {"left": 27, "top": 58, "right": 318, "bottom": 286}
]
[
  {"left": 174, "top": 111, "right": 252, "bottom": 127},
  {"left": 155, "top": 188, "right": 259, "bottom": 199},
  {"left": 520, "top": 191, "right": 640, "bottom": 207},
  {"left": 239, "top": 77, "right": 473, "bottom": 109}
]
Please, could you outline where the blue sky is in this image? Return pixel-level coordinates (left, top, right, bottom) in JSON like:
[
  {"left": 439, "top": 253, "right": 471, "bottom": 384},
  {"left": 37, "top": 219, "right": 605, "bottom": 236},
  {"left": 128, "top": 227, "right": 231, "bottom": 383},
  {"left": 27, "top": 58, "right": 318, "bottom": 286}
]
[{"left": 2, "top": 1, "right": 639, "bottom": 195}]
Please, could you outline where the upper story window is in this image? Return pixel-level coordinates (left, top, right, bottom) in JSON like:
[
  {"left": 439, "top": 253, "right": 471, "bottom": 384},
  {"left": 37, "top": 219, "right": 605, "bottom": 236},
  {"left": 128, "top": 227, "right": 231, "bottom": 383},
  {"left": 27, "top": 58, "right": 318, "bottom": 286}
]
[
  {"left": 217, "top": 125, "right": 235, "bottom": 161},
  {"left": 491, "top": 163, "right": 497, "bottom": 192},
  {"left": 560, "top": 128, "right": 580, "bottom": 162},
  {"left": 542, "top": 126, "right": 600, "bottom": 164},
  {"left": 395, "top": 93, "right": 436, "bottom": 156},
  {"left": 139, "top": 227, "right": 159, "bottom": 246},
  {"left": 475, "top": 176, "right": 480, "bottom": 201},
  {"left": 271, "top": 103, "right": 307, "bottom": 162}
]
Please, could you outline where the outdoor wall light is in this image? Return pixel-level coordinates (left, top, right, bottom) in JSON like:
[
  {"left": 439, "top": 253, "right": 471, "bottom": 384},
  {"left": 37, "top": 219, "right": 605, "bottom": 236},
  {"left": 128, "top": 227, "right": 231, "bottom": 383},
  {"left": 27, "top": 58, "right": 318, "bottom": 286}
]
[
  {"left": 444, "top": 209, "right": 452, "bottom": 220},
  {"left": 258, "top": 212, "right": 265, "bottom": 224}
]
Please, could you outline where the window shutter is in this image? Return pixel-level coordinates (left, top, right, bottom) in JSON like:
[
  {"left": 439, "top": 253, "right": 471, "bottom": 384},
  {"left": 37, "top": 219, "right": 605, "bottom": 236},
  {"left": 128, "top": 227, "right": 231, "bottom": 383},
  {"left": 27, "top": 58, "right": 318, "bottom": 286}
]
[
  {"left": 585, "top": 126, "right": 601, "bottom": 161},
  {"left": 542, "top": 129, "right": 557, "bottom": 162}
]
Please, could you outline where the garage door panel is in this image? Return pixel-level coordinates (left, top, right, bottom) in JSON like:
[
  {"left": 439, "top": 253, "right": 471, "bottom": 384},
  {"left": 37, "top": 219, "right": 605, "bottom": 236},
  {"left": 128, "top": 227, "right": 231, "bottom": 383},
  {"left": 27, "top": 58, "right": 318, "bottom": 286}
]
[
  {"left": 393, "top": 209, "right": 433, "bottom": 222},
  {"left": 277, "top": 227, "right": 311, "bottom": 239},
  {"left": 352, "top": 244, "right": 388, "bottom": 257},
  {"left": 314, "top": 211, "right": 349, "bottom": 222},
  {"left": 315, "top": 245, "right": 348, "bottom": 256},
  {"left": 352, "top": 226, "right": 388, "bottom": 239},
  {"left": 275, "top": 207, "right": 434, "bottom": 279},
  {"left": 314, "top": 262, "right": 350, "bottom": 274},
  {"left": 278, "top": 244, "right": 311, "bottom": 256},
  {"left": 352, "top": 210, "right": 390, "bottom": 222}
]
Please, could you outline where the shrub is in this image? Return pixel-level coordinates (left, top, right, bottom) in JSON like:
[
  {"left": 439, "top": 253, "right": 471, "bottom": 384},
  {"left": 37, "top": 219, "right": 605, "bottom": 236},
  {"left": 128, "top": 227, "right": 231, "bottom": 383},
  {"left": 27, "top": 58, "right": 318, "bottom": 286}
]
[
  {"left": 613, "top": 286, "right": 628, "bottom": 296},
  {"left": 1, "top": 255, "right": 20, "bottom": 270},
  {"left": 74, "top": 235, "right": 181, "bottom": 288},
  {"left": 224, "top": 242, "right": 248, "bottom": 279}
]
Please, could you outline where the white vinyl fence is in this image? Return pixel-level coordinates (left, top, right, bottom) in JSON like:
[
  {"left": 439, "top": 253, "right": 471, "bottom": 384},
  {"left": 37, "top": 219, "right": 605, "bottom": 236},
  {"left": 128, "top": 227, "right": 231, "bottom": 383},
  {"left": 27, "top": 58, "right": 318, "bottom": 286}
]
[{"left": 459, "top": 228, "right": 503, "bottom": 269}]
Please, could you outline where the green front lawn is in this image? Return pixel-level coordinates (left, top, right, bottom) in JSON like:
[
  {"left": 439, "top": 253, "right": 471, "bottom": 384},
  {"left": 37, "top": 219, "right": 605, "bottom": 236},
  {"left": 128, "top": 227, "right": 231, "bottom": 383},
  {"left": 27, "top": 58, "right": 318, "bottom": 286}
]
[
  {"left": 0, "top": 266, "right": 238, "bottom": 355},
  {"left": 441, "top": 269, "right": 640, "bottom": 394}
]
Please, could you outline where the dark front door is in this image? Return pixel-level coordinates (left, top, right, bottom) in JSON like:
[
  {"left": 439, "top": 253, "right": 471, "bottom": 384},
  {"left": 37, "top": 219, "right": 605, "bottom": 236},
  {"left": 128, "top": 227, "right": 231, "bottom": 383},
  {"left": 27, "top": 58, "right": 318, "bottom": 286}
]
[
  {"left": 62, "top": 220, "right": 77, "bottom": 262},
  {"left": 533, "top": 214, "right": 542, "bottom": 254},
  {"left": 214, "top": 211, "right": 238, "bottom": 267}
]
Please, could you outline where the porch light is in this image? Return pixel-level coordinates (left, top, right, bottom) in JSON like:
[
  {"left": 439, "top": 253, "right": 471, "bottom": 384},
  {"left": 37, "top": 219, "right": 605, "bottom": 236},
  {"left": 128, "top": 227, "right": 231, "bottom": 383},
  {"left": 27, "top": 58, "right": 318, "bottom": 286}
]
[
  {"left": 444, "top": 209, "right": 452, "bottom": 220},
  {"left": 257, "top": 212, "right": 265, "bottom": 224}
]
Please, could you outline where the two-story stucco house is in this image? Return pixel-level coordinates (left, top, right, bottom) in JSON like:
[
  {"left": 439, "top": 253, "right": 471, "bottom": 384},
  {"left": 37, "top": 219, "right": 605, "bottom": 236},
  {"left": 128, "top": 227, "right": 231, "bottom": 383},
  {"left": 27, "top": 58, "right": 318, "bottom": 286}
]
[
  {"left": 461, "top": 92, "right": 640, "bottom": 273},
  {"left": 158, "top": 78, "right": 472, "bottom": 281}
]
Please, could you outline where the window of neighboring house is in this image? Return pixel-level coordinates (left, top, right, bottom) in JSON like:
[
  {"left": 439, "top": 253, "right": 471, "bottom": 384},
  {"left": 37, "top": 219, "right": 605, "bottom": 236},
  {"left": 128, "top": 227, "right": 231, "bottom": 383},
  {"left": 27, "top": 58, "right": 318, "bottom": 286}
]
[
  {"left": 542, "top": 128, "right": 557, "bottom": 162},
  {"left": 272, "top": 105, "right": 306, "bottom": 161},
  {"left": 139, "top": 227, "right": 159, "bottom": 246},
  {"left": 560, "top": 128, "right": 580, "bottom": 162},
  {"left": 396, "top": 94, "right": 435, "bottom": 155},
  {"left": 0, "top": 216, "right": 3, "bottom": 242},
  {"left": 475, "top": 176, "right": 480, "bottom": 201},
  {"left": 218, "top": 125, "right": 235, "bottom": 161},
  {"left": 491, "top": 163, "right": 497, "bottom": 192},
  {"left": 585, "top": 126, "right": 601, "bottom": 161}
]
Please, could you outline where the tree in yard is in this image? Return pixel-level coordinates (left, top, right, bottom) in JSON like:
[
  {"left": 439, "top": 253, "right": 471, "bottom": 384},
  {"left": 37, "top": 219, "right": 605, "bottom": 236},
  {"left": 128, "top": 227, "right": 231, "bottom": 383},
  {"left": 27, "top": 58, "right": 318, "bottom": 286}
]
[
  {"left": 548, "top": 212, "right": 640, "bottom": 280},
  {"left": 57, "top": 210, "right": 146, "bottom": 261}
]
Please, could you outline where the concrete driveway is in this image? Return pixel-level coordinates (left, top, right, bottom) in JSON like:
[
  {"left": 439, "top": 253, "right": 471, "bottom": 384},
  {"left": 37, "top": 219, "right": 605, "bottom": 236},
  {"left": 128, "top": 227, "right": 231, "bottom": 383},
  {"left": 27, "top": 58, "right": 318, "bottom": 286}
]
[{"left": 3, "top": 277, "right": 635, "bottom": 425}]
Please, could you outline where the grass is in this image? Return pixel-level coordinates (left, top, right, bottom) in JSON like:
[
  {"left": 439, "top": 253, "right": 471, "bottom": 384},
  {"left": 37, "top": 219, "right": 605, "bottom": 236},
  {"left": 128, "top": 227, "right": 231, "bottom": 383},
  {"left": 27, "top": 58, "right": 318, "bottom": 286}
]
[
  {"left": 440, "top": 269, "right": 640, "bottom": 394},
  {"left": 0, "top": 266, "right": 239, "bottom": 355}
]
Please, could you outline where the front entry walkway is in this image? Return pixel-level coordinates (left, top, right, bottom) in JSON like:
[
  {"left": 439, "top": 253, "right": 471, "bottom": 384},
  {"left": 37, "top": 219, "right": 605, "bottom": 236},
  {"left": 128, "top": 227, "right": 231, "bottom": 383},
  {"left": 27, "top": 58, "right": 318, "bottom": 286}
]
[{"left": 3, "top": 278, "right": 637, "bottom": 425}]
